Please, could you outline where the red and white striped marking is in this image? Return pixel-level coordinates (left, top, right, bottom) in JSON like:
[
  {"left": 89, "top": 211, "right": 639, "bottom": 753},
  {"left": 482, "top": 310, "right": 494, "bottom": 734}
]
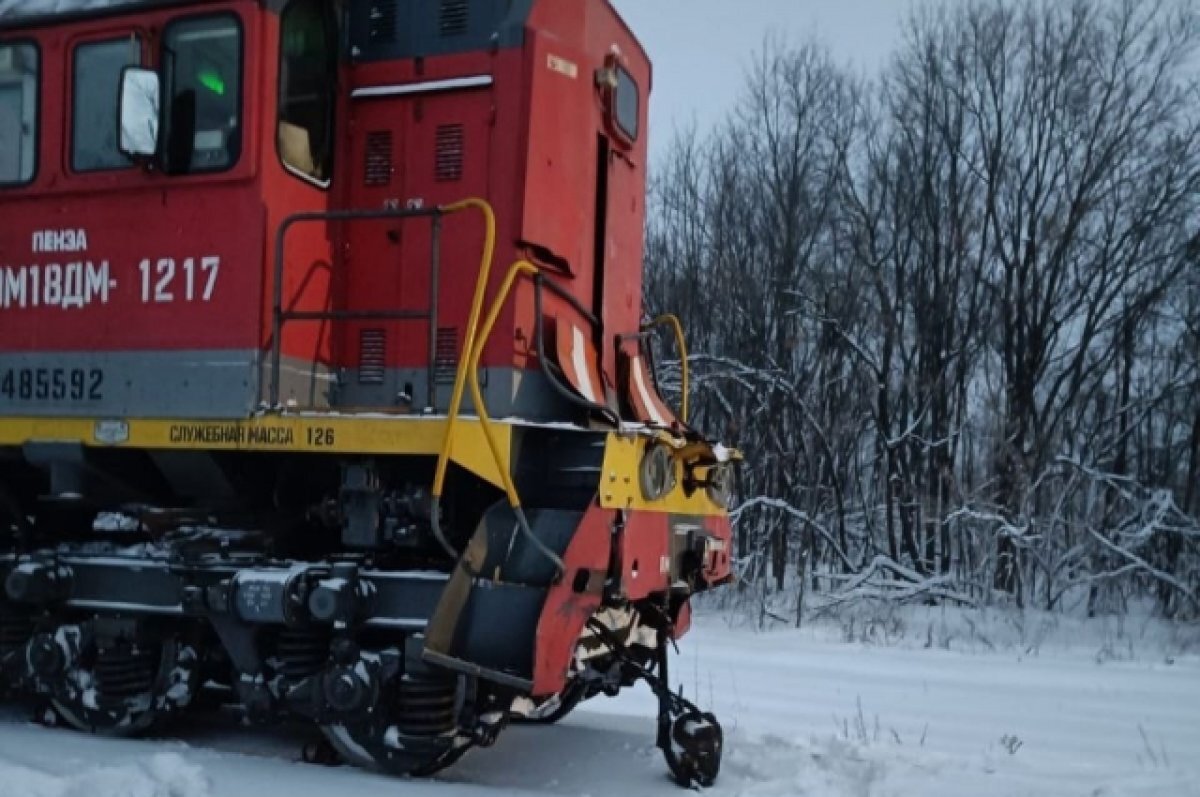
[
  {"left": 555, "top": 318, "right": 605, "bottom": 405},
  {"left": 626, "top": 353, "right": 676, "bottom": 427}
]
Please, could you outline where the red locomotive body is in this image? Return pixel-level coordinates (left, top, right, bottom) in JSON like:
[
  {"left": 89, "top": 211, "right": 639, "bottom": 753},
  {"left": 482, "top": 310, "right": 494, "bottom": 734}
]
[
  {"left": 1, "top": 0, "right": 649, "bottom": 419},
  {"left": 0, "top": 0, "right": 734, "bottom": 786}
]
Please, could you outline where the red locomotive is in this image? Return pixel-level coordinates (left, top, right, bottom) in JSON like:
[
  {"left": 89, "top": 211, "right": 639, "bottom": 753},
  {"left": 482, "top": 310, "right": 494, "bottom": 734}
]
[{"left": 0, "top": 0, "right": 735, "bottom": 787}]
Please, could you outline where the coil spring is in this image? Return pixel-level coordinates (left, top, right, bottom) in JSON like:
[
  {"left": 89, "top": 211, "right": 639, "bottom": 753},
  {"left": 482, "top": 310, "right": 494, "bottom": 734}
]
[
  {"left": 94, "top": 644, "right": 160, "bottom": 700},
  {"left": 394, "top": 676, "right": 458, "bottom": 737},
  {"left": 275, "top": 629, "right": 330, "bottom": 681}
]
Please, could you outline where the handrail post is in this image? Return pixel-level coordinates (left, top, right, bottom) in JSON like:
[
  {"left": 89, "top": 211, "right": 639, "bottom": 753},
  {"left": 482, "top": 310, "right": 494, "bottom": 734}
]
[
  {"left": 643, "top": 314, "right": 690, "bottom": 424},
  {"left": 269, "top": 216, "right": 293, "bottom": 408},
  {"left": 427, "top": 212, "right": 443, "bottom": 412}
]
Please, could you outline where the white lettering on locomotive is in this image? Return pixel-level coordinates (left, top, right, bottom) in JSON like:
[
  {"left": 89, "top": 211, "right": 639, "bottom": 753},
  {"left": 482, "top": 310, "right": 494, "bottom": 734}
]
[
  {"left": 0, "top": 254, "right": 219, "bottom": 311},
  {"left": 0, "top": 261, "right": 116, "bottom": 311},
  {"left": 31, "top": 228, "right": 89, "bottom": 254},
  {"left": 138, "top": 256, "right": 221, "bottom": 304}
]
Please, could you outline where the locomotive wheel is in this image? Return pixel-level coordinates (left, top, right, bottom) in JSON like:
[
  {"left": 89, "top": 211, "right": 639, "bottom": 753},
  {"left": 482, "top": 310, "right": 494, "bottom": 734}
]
[
  {"left": 320, "top": 670, "right": 470, "bottom": 776},
  {"left": 31, "top": 625, "right": 198, "bottom": 736}
]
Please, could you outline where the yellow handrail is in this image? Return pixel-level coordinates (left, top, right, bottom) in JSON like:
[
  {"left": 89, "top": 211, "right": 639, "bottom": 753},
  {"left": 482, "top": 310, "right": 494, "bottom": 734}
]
[
  {"left": 431, "top": 198, "right": 496, "bottom": 501},
  {"left": 467, "top": 260, "right": 565, "bottom": 577},
  {"left": 434, "top": 255, "right": 565, "bottom": 576},
  {"left": 425, "top": 199, "right": 561, "bottom": 573},
  {"left": 643, "top": 314, "right": 690, "bottom": 424},
  {"left": 464, "top": 260, "right": 540, "bottom": 509}
]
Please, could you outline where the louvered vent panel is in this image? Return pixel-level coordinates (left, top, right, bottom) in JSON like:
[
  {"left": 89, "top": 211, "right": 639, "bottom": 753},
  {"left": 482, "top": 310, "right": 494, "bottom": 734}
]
[
  {"left": 358, "top": 328, "right": 387, "bottom": 385},
  {"left": 435, "top": 327, "right": 459, "bottom": 384},
  {"left": 368, "top": 0, "right": 399, "bottom": 44},
  {"left": 435, "top": 124, "right": 465, "bottom": 182},
  {"left": 439, "top": 0, "right": 469, "bottom": 37},
  {"left": 364, "top": 131, "right": 393, "bottom": 187}
]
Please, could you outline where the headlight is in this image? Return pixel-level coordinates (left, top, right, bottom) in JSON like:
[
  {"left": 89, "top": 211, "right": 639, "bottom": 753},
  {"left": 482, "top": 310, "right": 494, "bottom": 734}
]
[
  {"left": 639, "top": 444, "right": 676, "bottom": 501},
  {"left": 707, "top": 464, "right": 733, "bottom": 509}
]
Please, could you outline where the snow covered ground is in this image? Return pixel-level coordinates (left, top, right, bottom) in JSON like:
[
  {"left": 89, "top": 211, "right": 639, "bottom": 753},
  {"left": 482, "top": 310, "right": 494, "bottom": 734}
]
[{"left": 1, "top": 609, "right": 1197, "bottom": 797}]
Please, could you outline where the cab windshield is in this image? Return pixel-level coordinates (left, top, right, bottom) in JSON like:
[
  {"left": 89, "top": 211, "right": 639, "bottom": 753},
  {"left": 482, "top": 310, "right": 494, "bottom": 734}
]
[{"left": 160, "top": 14, "right": 242, "bottom": 174}]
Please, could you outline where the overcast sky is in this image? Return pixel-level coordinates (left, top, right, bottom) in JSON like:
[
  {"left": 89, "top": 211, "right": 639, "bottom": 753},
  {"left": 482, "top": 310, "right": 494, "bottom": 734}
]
[{"left": 611, "top": 0, "right": 908, "bottom": 158}]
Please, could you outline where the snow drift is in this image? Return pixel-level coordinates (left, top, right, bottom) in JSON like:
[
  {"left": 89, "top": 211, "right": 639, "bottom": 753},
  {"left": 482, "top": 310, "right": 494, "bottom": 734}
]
[{"left": 0, "top": 752, "right": 209, "bottom": 797}]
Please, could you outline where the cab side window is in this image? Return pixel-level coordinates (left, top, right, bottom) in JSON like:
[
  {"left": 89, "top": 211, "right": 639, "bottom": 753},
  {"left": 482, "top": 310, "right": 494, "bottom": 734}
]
[
  {"left": 0, "top": 41, "right": 38, "bottom": 186},
  {"left": 161, "top": 14, "right": 243, "bottom": 174},
  {"left": 73, "top": 37, "right": 141, "bottom": 172},
  {"left": 278, "top": 0, "right": 336, "bottom": 184}
]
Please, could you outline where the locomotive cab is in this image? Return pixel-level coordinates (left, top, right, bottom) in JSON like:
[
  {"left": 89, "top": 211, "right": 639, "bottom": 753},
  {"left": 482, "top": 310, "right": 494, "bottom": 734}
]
[
  {"left": 2, "top": 0, "right": 653, "bottom": 420},
  {"left": 1, "top": 0, "right": 734, "bottom": 788}
]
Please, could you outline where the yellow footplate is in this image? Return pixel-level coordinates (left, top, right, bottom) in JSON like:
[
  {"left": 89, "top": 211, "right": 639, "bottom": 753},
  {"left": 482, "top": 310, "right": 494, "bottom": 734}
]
[{"left": 0, "top": 414, "right": 512, "bottom": 489}]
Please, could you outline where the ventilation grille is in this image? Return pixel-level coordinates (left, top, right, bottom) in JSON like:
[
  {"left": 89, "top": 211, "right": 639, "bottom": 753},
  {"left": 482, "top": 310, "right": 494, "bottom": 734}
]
[
  {"left": 364, "top": 130, "right": 394, "bottom": 187},
  {"left": 435, "top": 327, "right": 459, "bottom": 383},
  {"left": 368, "top": 0, "right": 399, "bottom": 44},
  {"left": 439, "top": 0, "right": 469, "bottom": 37},
  {"left": 358, "top": 328, "right": 387, "bottom": 385},
  {"left": 435, "top": 124, "right": 465, "bottom": 182}
]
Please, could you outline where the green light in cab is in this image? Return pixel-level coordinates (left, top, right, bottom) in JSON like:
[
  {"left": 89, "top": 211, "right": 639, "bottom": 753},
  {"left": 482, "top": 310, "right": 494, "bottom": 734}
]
[{"left": 198, "top": 68, "right": 226, "bottom": 96}]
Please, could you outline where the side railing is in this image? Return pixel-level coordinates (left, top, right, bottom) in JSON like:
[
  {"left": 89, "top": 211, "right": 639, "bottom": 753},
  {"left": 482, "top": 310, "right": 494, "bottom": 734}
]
[{"left": 268, "top": 201, "right": 494, "bottom": 410}]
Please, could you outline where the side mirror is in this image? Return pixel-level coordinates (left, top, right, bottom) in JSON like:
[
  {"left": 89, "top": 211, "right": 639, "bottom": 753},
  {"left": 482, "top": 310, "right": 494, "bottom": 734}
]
[{"left": 118, "top": 66, "right": 161, "bottom": 159}]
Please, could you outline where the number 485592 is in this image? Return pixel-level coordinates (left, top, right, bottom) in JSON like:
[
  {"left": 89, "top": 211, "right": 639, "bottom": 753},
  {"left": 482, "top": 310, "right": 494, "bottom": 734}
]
[{"left": 1, "top": 367, "right": 103, "bottom": 402}]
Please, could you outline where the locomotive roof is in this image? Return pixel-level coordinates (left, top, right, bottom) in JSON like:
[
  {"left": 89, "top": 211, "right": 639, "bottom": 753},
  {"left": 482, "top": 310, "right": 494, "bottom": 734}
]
[
  {"left": 2, "top": 1, "right": 647, "bottom": 68},
  {"left": 0, "top": 0, "right": 278, "bottom": 32}
]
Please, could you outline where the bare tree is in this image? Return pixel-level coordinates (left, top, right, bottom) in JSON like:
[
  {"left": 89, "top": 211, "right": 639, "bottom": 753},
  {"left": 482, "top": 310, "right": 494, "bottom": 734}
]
[{"left": 645, "top": 0, "right": 1200, "bottom": 623}]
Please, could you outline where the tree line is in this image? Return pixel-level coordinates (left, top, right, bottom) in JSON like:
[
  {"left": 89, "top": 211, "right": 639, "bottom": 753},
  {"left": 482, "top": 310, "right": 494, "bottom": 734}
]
[{"left": 644, "top": 0, "right": 1200, "bottom": 620}]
